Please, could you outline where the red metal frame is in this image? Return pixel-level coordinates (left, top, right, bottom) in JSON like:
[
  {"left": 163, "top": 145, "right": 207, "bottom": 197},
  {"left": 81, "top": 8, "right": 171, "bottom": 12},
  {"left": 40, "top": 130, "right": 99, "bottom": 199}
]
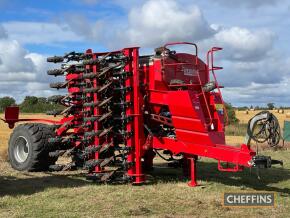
[{"left": 2, "top": 42, "right": 261, "bottom": 187}]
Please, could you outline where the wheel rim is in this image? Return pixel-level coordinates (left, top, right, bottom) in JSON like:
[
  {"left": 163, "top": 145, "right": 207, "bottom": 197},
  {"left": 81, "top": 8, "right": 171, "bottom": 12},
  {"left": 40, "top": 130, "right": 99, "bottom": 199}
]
[{"left": 13, "top": 136, "right": 29, "bottom": 163}]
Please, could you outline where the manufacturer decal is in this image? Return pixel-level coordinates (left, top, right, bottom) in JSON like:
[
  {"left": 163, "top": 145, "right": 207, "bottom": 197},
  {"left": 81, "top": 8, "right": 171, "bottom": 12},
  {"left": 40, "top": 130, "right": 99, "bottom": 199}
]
[{"left": 183, "top": 67, "right": 196, "bottom": 76}]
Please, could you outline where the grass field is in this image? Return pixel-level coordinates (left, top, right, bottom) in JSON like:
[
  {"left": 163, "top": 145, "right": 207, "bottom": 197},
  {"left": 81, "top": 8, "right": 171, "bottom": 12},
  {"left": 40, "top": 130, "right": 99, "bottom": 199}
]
[{"left": 0, "top": 112, "right": 290, "bottom": 217}]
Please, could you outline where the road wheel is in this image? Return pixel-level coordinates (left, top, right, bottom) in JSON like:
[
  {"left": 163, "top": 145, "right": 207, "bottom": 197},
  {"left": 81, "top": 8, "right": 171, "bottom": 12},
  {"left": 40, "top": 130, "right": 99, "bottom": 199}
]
[{"left": 8, "top": 123, "right": 56, "bottom": 171}]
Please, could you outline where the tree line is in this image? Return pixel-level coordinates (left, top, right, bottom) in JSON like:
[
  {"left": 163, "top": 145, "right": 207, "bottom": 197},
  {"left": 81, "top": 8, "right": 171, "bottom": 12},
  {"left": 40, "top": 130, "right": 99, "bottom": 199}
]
[{"left": 0, "top": 96, "right": 63, "bottom": 113}]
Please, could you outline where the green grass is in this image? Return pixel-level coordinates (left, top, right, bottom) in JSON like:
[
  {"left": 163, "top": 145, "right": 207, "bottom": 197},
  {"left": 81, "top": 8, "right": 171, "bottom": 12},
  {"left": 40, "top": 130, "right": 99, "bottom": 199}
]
[
  {"left": 1, "top": 150, "right": 290, "bottom": 217},
  {"left": 225, "top": 123, "right": 248, "bottom": 136}
]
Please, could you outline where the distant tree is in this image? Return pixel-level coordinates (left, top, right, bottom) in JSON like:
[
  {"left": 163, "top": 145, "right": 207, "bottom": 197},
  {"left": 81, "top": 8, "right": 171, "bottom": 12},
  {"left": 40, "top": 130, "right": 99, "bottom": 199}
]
[
  {"left": 23, "top": 96, "right": 38, "bottom": 105},
  {"left": 225, "top": 103, "right": 239, "bottom": 124},
  {"left": 0, "top": 96, "right": 16, "bottom": 112},
  {"left": 250, "top": 105, "right": 253, "bottom": 109},
  {"left": 237, "top": 106, "right": 248, "bottom": 111},
  {"left": 19, "top": 96, "right": 64, "bottom": 113},
  {"left": 37, "top": 97, "right": 47, "bottom": 104},
  {"left": 267, "top": 103, "right": 275, "bottom": 110},
  {"left": 254, "top": 106, "right": 260, "bottom": 110}
]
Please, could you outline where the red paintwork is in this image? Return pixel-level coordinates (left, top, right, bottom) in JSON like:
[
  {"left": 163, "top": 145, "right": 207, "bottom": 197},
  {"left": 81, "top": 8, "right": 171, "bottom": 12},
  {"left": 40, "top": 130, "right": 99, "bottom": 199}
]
[{"left": 2, "top": 42, "right": 257, "bottom": 186}]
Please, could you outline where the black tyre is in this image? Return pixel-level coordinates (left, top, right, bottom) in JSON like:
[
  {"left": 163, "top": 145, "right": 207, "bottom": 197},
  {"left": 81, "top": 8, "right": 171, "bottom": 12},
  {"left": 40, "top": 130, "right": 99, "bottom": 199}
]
[{"left": 8, "top": 123, "right": 57, "bottom": 171}]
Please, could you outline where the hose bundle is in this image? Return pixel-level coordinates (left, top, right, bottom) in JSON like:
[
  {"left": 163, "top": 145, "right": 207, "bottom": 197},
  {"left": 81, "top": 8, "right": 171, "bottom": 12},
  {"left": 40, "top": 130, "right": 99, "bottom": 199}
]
[{"left": 246, "top": 111, "right": 281, "bottom": 147}]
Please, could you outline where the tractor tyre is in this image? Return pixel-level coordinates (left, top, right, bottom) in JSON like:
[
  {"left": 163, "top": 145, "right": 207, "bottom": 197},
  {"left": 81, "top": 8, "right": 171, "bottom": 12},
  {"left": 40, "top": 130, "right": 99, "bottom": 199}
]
[{"left": 8, "top": 123, "right": 57, "bottom": 171}]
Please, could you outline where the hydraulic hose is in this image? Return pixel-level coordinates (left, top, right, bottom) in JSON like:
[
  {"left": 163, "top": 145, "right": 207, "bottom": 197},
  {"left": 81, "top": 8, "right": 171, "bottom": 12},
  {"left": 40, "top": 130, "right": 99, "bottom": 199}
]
[{"left": 244, "top": 111, "right": 281, "bottom": 147}]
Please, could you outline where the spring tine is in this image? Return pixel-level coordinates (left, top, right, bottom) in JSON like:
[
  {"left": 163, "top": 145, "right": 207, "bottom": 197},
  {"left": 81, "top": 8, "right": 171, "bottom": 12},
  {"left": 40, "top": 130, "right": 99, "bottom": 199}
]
[
  {"left": 83, "top": 87, "right": 99, "bottom": 93},
  {"left": 97, "top": 66, "right": 113, "bottom": 78},
  {"left": 48, "top": 137, "right": 62, "bottom": 143},
  {"left": 49, "top": 150, "right": 66, "bottom": 158},
  {"left": 84, "top": 159, "right": 102, "bottom": 170},
  {"left": 100, "top": 171, "right": 115, "bottom": 182},
  {"left": 46, "top": 109, "right": 63, "bottom": 116},
  {"left": 49, "top": 164, "right": 65, "bottom": 171},
  {"left": 60, "top": 105, "right": 74, "bottom": 115},
  {"left": 62, "top": 162, "right": 76, "bottom": 171},
  {"left": 97, "top": 63, "right": 123, "bottom": 78},
  {"left": 98, "top": 111, "right": 112, "bottom": 122},
  {"left": 99, "top": 142, "right": 113, "bottom": 154},
  {"left": 83, "top": 96, "right": 113, "bottom": 107},
  {"left": 83, "top": 145, "right": 102, "bottom": 156},
  {"left": 97, "top": 81, "right": 113, "bottom": 93},
  {"left": 47, "top": 95, "right": 66, "bottom": 103},
  {"left": 82, "top": 58, "right": 99, "bottom": 65},
  {"left": 83, "top": 116, "right": 98, "bottom": 122},
  {"left": 84, "top": 127, "right": 112, "bottom": 138},
  {"left": 98, "top": 126, "right": 113, "bottom": 137},
  {"left": 100, "top": 157, "right": 114, "bottom": 168},
  {"left": 82, "top": 73, "right": 98, "bottom": 79},
  {"left": 63, "top": 147, "right": 76, "bottom": 156},
  {"left": 98, "top": 52, "right": 112, "bottom": 62},
  {"left": 98, "top": 97, "right": 113, "bottom": 107}
]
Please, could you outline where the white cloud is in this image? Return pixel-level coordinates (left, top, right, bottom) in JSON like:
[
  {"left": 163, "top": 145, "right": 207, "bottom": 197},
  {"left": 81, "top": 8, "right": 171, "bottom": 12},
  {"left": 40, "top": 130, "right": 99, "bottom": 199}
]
[
  {"left": 214, "top": 27, "right": 275, "bottom": 61},
  {"left": 222, "top": 78, "right": 290, "bottom": 106},
  {"left": 0, "top": 24, "right": 8, "bottom": 38},
  {"left": 122, "top": 0, "right": 215, "bottom": 47},
  {"left": 0, "top": 24, "right": 59, "bottom": 102},
  {"left": 2, "top": 21, "right": 83, "bottom": 44},
  {"left": 64, "top": 0, "right": 215, "bottom": 48},
  {"left": 63, "top": 14, "right": 105, "bottom": 42},
  {"left": 217, "top": 55, "right": 287, "bottom": 88},
  {"left": 0, "top": 39, "right": 34, "bottom": 75}
]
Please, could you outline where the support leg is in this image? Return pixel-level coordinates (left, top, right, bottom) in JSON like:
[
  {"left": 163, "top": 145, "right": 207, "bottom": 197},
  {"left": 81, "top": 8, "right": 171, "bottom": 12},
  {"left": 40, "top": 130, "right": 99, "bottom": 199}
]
[{"left": 188, "top": 156, "right": 198, "bottom": 187}]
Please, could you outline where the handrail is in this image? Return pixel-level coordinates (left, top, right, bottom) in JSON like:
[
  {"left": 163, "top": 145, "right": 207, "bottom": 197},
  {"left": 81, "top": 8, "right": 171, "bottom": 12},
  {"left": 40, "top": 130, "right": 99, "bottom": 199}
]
[
  {"left": 206, "top": 47, "right": 229, "bottom": 126},
  {"left": 163, "top": 42, "right": 198, "bottom": 65}
]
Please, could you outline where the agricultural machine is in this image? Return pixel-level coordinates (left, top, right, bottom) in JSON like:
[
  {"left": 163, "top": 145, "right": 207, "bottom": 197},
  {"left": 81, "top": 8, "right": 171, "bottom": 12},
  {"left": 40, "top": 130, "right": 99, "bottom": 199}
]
[{"left": 1, "top": 42, "right": 283, "bottom": 186}]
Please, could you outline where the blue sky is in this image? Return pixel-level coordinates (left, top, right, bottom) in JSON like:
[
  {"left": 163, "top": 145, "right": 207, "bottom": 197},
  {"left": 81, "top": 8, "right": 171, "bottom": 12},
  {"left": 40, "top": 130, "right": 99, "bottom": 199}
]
[{"left": 0, "top": 0, "right": 290, "bottom": 107}]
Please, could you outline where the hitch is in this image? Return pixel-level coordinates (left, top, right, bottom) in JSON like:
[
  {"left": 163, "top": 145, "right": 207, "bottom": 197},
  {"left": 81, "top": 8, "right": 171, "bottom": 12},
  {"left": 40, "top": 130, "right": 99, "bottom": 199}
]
[{"left": 251, "top": 155, "right": 283, "bottom": 168}]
